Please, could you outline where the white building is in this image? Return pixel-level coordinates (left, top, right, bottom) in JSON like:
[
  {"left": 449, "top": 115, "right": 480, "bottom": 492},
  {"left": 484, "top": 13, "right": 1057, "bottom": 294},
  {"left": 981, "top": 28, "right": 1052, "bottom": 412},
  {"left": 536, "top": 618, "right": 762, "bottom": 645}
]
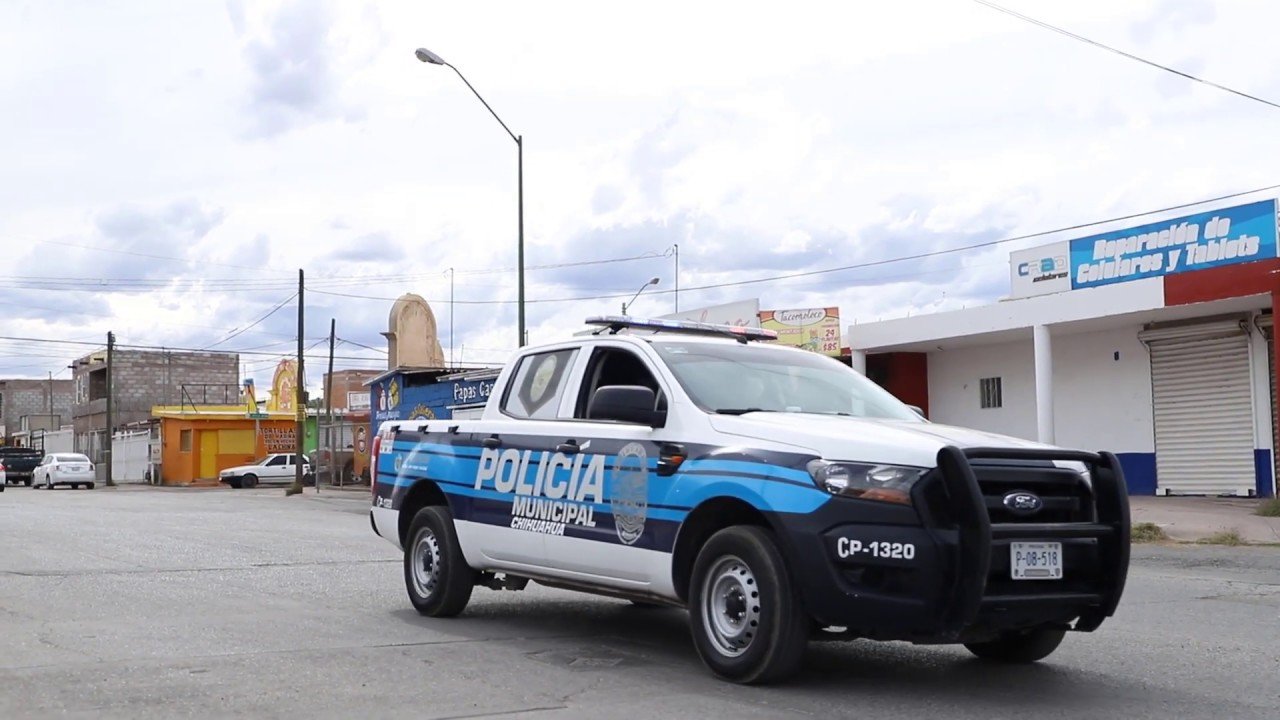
[{"left": 850, "top": 199, "right": 1280, "bottom": 498}]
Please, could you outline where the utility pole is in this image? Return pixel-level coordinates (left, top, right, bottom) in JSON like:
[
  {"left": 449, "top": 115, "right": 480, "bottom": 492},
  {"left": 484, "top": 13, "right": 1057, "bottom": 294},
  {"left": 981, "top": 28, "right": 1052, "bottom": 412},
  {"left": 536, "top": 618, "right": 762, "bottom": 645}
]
[
  {"left": 46, "top": 371, "right": 52, "bottom": 415},
  {"left": 323, "top": 318, "right": 335, "bottom": 491},
  {"left": 287, "top": 270, "right": 306, "bottom": 496},
  {"left": 104, "top": 331, "right": 115, "bottom": 487}
]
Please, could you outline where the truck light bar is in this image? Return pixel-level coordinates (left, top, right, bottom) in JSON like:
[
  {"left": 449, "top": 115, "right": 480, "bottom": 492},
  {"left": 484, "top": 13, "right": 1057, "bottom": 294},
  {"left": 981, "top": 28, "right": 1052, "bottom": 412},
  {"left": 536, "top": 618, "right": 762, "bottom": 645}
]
[{"left": 584, "top": 315, "right": 778, "bottom": 343}]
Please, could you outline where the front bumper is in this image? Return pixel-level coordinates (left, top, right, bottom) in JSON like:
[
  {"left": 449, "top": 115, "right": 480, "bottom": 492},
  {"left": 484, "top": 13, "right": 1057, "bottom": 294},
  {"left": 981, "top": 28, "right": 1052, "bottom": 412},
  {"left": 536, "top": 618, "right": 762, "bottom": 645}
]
[{"left": 776, "top": 446, "right": 1130, "bottom": 642}]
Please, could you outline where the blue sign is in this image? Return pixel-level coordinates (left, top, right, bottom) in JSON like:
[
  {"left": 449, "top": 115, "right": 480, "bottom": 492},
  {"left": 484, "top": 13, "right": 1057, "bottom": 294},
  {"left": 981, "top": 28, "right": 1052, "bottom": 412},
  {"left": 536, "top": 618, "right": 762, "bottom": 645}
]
[
  {"left": 1069, "top": 200, "right": 1278, "bottom": 290},
  {"left": 369, "top": 373, "right": 501, "bottom": 436}
]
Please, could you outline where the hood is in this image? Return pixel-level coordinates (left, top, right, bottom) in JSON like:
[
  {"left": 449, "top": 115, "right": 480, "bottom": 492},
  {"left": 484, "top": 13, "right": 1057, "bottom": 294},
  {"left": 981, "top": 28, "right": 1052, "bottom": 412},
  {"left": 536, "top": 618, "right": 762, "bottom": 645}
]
[
  {"left": 220, "top": 463, "right": 263, "bottom": 476},
  {"left": 708, "top": 413, "right": 1057, "bottom": 468}
]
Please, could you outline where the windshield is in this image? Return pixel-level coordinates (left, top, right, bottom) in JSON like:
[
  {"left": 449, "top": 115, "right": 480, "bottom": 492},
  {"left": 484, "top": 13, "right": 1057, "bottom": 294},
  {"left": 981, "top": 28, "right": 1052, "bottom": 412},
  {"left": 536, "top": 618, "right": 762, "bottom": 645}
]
[{"left": 653, "top": 341, "right": 920, "bottom": 421}]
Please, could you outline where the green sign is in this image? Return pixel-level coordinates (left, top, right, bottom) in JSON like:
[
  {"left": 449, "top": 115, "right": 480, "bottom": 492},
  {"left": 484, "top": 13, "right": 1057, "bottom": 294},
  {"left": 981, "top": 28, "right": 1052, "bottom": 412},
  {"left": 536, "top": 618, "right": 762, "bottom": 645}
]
[{"left": 248, "top": 412, "right": 269, "bottom": 420}]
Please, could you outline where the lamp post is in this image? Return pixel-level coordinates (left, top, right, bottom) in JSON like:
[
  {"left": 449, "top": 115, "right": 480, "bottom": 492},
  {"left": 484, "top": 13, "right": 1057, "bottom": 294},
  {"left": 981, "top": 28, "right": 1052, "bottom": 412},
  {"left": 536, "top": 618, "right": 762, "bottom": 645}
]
[
  {"left": 622, "top": 277, "right": 660, "bottom": 316},
  {"left": 415, "top": 47, "right": 526, "bottom": 347}
]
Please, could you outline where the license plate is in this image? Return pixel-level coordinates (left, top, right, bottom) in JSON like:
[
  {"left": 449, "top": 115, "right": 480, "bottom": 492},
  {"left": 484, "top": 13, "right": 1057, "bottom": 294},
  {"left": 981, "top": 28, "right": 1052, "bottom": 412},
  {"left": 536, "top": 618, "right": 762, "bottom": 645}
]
[{"left": 1011, "top": 542, "right": 1062, "bottom": 580}]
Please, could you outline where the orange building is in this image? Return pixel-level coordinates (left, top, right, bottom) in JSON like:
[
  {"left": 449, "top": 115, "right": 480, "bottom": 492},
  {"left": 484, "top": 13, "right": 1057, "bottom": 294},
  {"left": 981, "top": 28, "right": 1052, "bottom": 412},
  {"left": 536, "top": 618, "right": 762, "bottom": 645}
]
[{"left": 152, "top": 405, "right": 315, "bottom": 485}]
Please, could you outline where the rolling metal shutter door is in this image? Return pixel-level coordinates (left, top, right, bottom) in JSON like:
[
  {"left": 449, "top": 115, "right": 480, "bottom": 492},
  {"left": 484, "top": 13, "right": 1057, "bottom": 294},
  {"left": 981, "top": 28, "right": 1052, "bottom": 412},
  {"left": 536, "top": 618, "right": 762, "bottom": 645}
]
[{"left": 1146, "top": 325, "right": 1254, "bottom": 495}]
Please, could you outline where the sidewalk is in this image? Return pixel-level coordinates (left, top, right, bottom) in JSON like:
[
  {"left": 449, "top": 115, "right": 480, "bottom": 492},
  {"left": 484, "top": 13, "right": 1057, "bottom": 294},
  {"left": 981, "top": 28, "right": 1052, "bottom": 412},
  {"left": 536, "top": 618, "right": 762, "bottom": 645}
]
[{"left": 1130, "top": 496, "right": 1280, "bottom": 544}]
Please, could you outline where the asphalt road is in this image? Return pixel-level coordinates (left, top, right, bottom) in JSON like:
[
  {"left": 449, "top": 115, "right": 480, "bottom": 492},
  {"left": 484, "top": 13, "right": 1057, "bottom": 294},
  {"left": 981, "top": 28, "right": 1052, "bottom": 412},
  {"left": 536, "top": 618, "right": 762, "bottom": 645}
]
[{"left": 1, "top": 487, "right": 1278, "bottom": 720}]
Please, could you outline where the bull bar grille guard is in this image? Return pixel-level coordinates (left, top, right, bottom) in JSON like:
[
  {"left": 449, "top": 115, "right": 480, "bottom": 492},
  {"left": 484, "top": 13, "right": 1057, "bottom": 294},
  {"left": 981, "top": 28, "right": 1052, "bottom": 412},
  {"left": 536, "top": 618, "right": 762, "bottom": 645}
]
[{"left": 934, "top": 446, "right": 1131, "bottom": 638}]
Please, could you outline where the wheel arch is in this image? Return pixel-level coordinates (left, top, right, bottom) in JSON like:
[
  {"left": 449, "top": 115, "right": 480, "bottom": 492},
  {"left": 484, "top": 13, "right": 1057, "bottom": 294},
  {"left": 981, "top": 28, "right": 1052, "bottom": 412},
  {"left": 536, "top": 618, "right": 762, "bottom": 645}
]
[
  {"left": 397, "top": 479, "right": 451, "bottom": 547},
  {"left": 670, "top": 496, "right": 778, "bottom": 603}
]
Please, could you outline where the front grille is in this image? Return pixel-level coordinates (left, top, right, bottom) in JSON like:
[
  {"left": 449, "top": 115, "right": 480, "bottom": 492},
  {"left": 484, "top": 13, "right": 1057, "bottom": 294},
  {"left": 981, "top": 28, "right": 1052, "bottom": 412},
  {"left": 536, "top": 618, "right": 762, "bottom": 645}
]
[{"left": 972, "top": 463, "right": 1094, "bottom": 524}]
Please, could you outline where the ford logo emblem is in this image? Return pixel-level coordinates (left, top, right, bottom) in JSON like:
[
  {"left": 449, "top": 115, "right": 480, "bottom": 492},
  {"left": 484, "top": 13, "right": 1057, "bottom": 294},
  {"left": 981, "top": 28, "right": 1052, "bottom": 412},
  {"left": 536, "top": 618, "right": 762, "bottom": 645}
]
[{"left": 1002, "top": 491, "right": 1043, "bottom": 516}]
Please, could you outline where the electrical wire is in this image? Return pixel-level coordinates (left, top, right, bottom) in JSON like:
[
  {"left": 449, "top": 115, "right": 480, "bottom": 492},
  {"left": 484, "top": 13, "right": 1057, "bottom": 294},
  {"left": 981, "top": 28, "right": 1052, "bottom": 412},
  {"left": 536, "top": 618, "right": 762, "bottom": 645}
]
[
  {"left": 972, "top": 0, "right": 1280, "bottom": 111},
  {"left": 336, "top": 337, "right": 388, "bottom": 354},
  {"left": 311, "top": 182, "right": 1280, "bottom": 305},
  {"left": 199, "top": 293, "right": 298, "bottom": 350}
]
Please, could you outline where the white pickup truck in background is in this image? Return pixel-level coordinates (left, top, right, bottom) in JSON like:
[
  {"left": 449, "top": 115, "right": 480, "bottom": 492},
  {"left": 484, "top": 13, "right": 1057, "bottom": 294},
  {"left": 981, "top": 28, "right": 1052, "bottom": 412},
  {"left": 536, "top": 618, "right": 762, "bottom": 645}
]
[{"left": 369, "top": 316, "right": 1131, "bottom": 684}]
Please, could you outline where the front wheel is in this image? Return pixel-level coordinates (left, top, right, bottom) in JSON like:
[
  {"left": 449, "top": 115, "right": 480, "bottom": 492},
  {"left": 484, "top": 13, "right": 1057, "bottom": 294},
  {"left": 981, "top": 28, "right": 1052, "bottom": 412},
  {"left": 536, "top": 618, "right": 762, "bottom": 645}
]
[
  {"left": 240, "top": 474, "right": 258, "bottom": 489},
  {"left": 404, "top": 506, "right": 475, "bottom": 617},
  {"left": 24, "top": 478, "right": 32, "bottom": 487},
  {"left": 964, "top": 628, "right": 1066, "bottom": 663},
  {"left": 688, "top": 526, "right": 809, "bottom": 684},
  {"left": 45, "top": 474, "right": 53, "bottom": 490}
]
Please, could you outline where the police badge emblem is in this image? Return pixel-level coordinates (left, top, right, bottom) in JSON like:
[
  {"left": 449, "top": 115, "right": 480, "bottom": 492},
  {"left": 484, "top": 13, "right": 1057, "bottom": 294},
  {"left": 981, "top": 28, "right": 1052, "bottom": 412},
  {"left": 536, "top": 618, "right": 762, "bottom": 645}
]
[{"left": 611, "top": 443, "right": 649, "bottom": 545}]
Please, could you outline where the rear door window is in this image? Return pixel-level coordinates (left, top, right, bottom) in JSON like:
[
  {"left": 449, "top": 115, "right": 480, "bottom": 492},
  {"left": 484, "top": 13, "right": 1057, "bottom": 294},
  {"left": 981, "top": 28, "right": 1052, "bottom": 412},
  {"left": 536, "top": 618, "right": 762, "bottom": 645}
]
[{"left": 501, "top": 349, "right": 578, "bottom": 420}]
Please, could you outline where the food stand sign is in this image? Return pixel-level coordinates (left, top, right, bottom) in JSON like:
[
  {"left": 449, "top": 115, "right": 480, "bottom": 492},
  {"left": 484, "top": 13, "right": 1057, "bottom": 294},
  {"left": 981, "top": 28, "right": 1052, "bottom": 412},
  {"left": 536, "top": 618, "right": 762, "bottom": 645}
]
[{"left": 759, "top": 307, "right": 841, "bottom": 356}]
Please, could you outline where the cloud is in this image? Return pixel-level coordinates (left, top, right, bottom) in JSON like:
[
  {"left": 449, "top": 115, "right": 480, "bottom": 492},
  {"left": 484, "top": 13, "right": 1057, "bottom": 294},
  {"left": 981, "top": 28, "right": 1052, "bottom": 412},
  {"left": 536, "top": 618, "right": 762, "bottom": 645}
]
[
  {"left": 1130, "top": 0, "right": 1216, "bottom": 44},
  {"left": 230, "top": 0, "right": 348, "bottom": 137},
  {"left": 322, "top": 232, "right": 405, "bottom": 263}
]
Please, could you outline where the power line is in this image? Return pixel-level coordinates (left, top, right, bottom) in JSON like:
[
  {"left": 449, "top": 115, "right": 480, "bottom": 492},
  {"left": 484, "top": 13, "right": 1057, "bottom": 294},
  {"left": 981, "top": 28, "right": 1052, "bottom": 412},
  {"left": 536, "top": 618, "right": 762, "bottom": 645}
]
[
  {"left": 972, "top": 0, "right": 1280, "bottom": 111},
  {"left": 0, "top": 334, "right": 380, "bottom": 362},
  {"left": 336, "top": 337, "right": 388, "bottom": 354},
  {"left": 312, "top": 182, "right": 1280, "bottom": 305},
  {"left": 1, "top": 248, "right": 672, "bottom": 291},
  {"left": 199, "top": 293, "right": 298, "bottom": 350}
]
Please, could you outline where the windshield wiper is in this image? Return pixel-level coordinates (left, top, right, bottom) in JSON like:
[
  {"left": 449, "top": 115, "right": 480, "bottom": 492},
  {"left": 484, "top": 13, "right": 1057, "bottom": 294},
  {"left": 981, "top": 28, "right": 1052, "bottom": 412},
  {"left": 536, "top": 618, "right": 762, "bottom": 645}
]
[{"left": 713, "top": 407, "right": 774, "bottom": 415}]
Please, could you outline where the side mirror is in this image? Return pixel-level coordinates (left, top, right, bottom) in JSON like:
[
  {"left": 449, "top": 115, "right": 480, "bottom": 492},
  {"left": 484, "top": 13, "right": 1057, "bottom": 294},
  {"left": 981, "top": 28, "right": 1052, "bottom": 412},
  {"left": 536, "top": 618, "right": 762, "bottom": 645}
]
[
  {"left": 588, "top": 386, "right": 664, "bottom": 426},
  {"left": 906, "top": 404, "right": 926, "bottom": 419}
]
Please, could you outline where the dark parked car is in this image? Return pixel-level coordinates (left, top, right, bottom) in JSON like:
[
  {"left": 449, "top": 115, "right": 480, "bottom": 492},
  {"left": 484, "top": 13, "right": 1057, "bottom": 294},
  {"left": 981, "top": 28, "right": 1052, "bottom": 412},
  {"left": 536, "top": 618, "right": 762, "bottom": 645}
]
[{"left": 0, "top": 447, "right": 42, "bottom": 486}]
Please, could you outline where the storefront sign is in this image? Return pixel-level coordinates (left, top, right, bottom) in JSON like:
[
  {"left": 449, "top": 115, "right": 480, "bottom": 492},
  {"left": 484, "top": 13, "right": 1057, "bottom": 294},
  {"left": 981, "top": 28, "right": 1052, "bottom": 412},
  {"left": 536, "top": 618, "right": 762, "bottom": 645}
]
[
  {"left": 759, "top": 307, "right": 841, "bottom": 356},
  {"left": 1009, "top": 242, "right": 1070, "bottom": 298},
  {"left": 1013, "top": 200, "right": 1279, "bottom": 298},
  {"left": 347, "top": 391, "right": 370, "bottom": 411},
  {"left": 261, "top": 427, "right": 297, "bottom": 453},
  {"left": 659, "top": 299, "right": 761, "bottom": 328},
  {"left": 451, "top": 377, "right": 496, "bottom": 406}
]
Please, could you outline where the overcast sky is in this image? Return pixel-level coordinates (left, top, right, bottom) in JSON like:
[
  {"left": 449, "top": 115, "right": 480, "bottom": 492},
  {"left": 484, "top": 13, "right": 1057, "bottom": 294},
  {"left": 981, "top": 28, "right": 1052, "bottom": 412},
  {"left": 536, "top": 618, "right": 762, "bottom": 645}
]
[{"left": 3, "top": 0, "right": 1279, "bottom": 392}]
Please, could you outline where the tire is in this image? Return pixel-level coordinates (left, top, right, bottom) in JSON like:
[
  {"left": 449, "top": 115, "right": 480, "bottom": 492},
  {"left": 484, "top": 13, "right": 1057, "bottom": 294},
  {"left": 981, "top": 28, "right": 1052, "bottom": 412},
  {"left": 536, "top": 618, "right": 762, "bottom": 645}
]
[
  {"left": 403, "top": 505, "right": 475, "bottom": 617},
  {"left": 964, "top": 628, "right": 1066, "bottom": 663},
  {"left": 86, "top": 483, "right": 95, "bottom": 490},
  {"left": 688, "top": 526, "right": 809, "bottom": 684},
  {"left": 25, "top": 478, "right": 32, "bottom": 487},
  {"left": 240, "top": 474, "right": 258, "bottom": 489},
  {"left": 45, "top": 474, "right": 53, "bottom": 490}
]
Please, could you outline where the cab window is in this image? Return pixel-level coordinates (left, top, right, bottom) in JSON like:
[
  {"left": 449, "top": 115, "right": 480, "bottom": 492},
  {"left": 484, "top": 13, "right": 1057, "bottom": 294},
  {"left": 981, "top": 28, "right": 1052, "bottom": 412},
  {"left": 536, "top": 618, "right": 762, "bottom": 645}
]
[
  {"left": 575, "top": 347, "right": 665, "bottom": 419},
  {"left": 502, "top": 349, "right": 578, "bottom": 420},
  {"left": 266, "top": 455, "right": 287, "bottom": 467}
]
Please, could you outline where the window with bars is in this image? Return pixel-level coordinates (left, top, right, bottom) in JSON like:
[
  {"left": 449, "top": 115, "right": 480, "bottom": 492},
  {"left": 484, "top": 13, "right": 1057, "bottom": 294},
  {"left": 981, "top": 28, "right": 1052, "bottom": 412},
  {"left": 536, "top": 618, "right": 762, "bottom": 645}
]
[{"left": 979, "top": 377, "right": 1003, "bottom": 409}]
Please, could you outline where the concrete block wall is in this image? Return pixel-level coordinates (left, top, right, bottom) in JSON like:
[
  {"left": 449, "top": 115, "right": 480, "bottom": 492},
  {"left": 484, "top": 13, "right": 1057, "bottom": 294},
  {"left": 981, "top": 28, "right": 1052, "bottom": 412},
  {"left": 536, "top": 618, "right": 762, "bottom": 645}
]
[
  {"left": 0, "top": 379, "right": 74, "bottom": 438},
  {"left": 71, "top": 350, "right": 239, "bottom": 433}
]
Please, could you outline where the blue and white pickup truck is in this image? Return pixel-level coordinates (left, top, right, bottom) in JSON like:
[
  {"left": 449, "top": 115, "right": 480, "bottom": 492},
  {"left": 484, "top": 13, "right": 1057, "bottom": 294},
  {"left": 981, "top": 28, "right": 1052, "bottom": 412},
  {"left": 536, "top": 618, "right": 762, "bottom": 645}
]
[{"left": 370, "top": 316, "right": 1130, "bottom": 684}]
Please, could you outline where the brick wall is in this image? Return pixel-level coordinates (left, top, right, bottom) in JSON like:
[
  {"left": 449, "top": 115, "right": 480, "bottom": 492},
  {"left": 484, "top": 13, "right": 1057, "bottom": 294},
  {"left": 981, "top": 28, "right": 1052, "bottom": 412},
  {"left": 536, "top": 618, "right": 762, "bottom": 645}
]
[
  {"left": 323, "top": 370, "right": 380, "bottom": 411},
  {"left": 0, "top": 379, "right": 74, "bottom": 438}
]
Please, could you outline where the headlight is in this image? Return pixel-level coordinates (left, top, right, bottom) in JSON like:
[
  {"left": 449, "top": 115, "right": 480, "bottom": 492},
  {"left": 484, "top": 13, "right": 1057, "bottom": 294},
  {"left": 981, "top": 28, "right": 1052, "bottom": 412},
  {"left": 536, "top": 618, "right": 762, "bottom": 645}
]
[{"left": 806, "top": 460, "right": 928, "bottom": 506}]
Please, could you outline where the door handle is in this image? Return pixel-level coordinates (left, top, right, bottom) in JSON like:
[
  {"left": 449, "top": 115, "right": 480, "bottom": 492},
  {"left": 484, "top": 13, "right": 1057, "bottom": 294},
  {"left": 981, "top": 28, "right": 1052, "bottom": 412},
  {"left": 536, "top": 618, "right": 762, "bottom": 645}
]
[
  {"left": 555, "top": 440, "right": 579, "bottom": 455},
  {"left": 481, "top": 435, "right": 501, "bottom": 449}
]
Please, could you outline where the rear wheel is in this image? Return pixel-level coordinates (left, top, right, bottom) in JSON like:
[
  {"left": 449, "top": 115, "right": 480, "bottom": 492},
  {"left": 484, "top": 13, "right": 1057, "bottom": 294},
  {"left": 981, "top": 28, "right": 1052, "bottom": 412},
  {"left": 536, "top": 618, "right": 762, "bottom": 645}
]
[
  {"left": 24, "top": 478, "right": 32, "bottom": 487},
  {"left": 86, "top": 483, "right": 95, "bottom": 490},
  {"left": 404, "top": 506, "right": 475, "bottom": 617},
  {"left": 688, "top": 526, "right": 809, "bottom": 684},
  {"left": 45, "top": 474, "right": 53, "bottom": 490},
  {"left": 964, "top": 628, "right": 1066, "bottom": 663},
  {"left": 240, "top": 474, "right": 258, "bottom": 489}
]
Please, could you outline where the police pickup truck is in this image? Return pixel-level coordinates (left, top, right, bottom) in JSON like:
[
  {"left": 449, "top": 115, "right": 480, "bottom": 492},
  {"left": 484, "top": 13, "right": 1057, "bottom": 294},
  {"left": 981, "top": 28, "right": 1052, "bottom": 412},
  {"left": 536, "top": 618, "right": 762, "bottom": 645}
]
[{"left": 370, "top": 316, "right": 1130, "bottom": 684}]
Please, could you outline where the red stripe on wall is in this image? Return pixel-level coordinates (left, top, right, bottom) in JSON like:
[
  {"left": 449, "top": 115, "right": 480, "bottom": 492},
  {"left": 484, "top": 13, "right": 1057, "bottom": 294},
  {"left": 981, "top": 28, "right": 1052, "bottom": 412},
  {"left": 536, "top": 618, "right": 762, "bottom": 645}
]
[{"left": 1163, "top": 258, "right": 1280, "bottom": 306}]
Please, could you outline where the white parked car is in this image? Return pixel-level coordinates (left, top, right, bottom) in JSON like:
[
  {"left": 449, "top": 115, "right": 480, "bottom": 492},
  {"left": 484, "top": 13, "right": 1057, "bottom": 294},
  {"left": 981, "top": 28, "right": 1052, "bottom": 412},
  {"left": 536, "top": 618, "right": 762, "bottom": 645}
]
[
  {"left": 219, "top": 454, "right": 314, "bottom": 489},
  {"left": 0, "top": 461, "right": 6, "bottom": 491},
  {"left": 34, "top": 453, "right": 96, "bottom": 490}
]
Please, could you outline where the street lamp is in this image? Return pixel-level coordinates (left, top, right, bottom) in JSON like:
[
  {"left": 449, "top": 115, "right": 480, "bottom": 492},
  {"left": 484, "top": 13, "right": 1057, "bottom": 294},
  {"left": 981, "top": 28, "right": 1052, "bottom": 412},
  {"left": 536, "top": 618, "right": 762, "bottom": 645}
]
[
  {"left": 622, "top": 277, "right": 660, "bottom": 316},
  {"left": 415, "top": 47, "right": 526, "bottom": 347}
]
